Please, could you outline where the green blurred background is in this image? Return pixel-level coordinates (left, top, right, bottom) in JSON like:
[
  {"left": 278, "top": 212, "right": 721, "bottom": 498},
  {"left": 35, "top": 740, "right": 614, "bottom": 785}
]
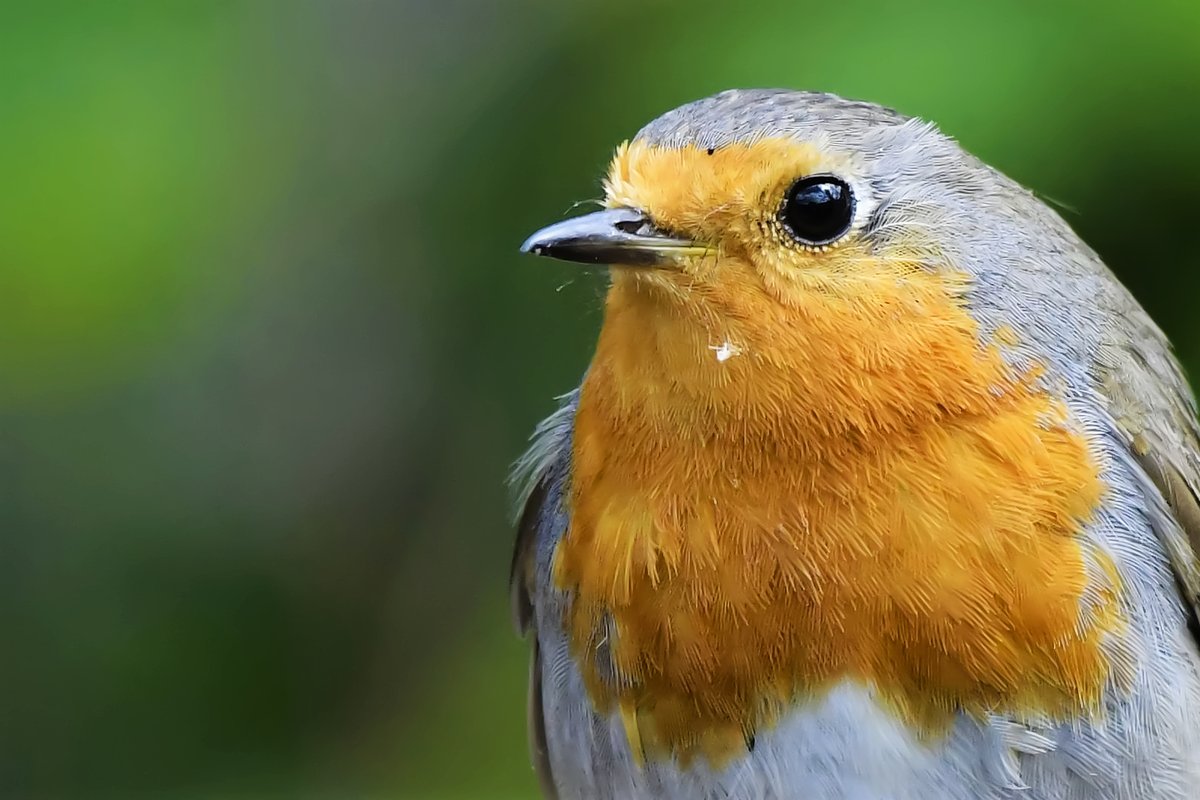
[{"left": 3, "top": 1, "right": 1199, "bottom": 797}]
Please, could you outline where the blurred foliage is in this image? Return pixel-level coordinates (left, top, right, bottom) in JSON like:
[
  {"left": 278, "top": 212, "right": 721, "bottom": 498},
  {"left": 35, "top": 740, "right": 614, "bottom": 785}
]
[{"left": 1, "top": 1, "right": 1198, "bottom": 798}]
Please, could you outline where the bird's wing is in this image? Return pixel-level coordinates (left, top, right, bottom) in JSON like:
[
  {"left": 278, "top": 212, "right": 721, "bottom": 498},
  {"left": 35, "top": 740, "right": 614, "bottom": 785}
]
[
  {"left": 509, "top": 391, "right": 578, "bottom": 800},
  {"left": 1099, "top": 294, "right": 1200, "bottom": 639},
  {"left": 510, "top": 477, "right": 558, "bottom": 799},
  {"left": 510, "top": 475, "right": 548, "bottom": 637}
]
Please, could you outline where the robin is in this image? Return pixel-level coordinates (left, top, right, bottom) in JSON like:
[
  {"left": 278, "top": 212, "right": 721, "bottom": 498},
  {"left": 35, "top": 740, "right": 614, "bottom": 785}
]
[{"left": 511, "top": 89, "right": 1200, "bottom": 799}]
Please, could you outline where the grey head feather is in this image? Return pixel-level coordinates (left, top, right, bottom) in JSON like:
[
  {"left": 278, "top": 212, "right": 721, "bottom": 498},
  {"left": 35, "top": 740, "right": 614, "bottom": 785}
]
[{"left": 635, "top": 89, "right": 909, "bottom": 150}]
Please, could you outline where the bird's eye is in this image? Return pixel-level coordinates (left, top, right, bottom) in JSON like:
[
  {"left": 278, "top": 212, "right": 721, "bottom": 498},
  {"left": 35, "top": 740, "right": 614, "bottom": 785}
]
[{"left": 779, "top": 175, "right": 855, "bottom": 246}]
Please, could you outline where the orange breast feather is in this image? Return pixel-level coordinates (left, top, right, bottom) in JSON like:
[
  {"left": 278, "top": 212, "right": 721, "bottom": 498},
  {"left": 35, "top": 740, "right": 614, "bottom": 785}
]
[{"left": 555, "top": 263, "right": 1121, "bottom": 766}]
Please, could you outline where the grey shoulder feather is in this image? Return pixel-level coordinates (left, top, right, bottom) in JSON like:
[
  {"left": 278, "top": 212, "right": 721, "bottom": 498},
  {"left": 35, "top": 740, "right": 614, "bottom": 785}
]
[{"left": 508, "top": 389, "right": 579, "bottom": 634}]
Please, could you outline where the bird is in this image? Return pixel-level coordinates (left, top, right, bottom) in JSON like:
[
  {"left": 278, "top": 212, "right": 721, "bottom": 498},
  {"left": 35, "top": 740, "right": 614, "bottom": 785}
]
[{"left": 510, "top": 89, "right": 1200, "bottom": 799}]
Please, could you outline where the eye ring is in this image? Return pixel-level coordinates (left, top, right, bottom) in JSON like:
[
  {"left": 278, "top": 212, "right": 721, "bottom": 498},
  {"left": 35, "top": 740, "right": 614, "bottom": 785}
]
[{"left": 779, "top": 175, "right": 855, "bottom": 247}]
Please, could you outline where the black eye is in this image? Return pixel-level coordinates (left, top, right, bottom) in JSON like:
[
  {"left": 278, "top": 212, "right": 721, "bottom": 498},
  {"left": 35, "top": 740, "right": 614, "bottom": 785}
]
[{"left": 779, "top": 175, "right": 855, "bottom": 246}]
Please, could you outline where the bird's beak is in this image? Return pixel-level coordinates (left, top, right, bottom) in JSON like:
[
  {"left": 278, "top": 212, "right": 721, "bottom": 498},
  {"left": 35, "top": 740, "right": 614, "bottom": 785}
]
[{"left": 519, "top": 207, "right": 708, "bottom": 268}]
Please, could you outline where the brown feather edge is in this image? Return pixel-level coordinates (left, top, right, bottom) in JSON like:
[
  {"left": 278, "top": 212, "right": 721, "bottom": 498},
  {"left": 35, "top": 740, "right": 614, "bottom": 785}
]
[
  {"left": 1131, "top": 448, "right": 1200, "bottom": 646},
  {"left": 1099, "top": 331, "right": 1200, "bottom": 648}
]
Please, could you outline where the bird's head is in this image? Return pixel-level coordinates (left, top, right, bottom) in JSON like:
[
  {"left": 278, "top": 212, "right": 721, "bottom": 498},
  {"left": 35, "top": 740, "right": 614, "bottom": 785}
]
[{"left": 521, "top": 90, "right": 1076, "bottom": 425}]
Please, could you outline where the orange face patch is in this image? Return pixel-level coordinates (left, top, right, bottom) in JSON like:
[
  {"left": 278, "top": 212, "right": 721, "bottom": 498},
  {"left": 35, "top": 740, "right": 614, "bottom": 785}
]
[
  {"left": 604, "top": 138, "right": 851, "bottom": 241},
  {"left": 552, "top": 140, "right": 1121, "bottom": 767}
]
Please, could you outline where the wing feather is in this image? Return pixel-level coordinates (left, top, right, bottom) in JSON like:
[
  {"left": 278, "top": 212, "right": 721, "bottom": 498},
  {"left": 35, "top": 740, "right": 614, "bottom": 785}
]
[
  {"left": 508, "top": 391, "right": 578, "bottom": 798},
  {"left": 1099, "top": 299, "right": 1200, "bottom": 639}
]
